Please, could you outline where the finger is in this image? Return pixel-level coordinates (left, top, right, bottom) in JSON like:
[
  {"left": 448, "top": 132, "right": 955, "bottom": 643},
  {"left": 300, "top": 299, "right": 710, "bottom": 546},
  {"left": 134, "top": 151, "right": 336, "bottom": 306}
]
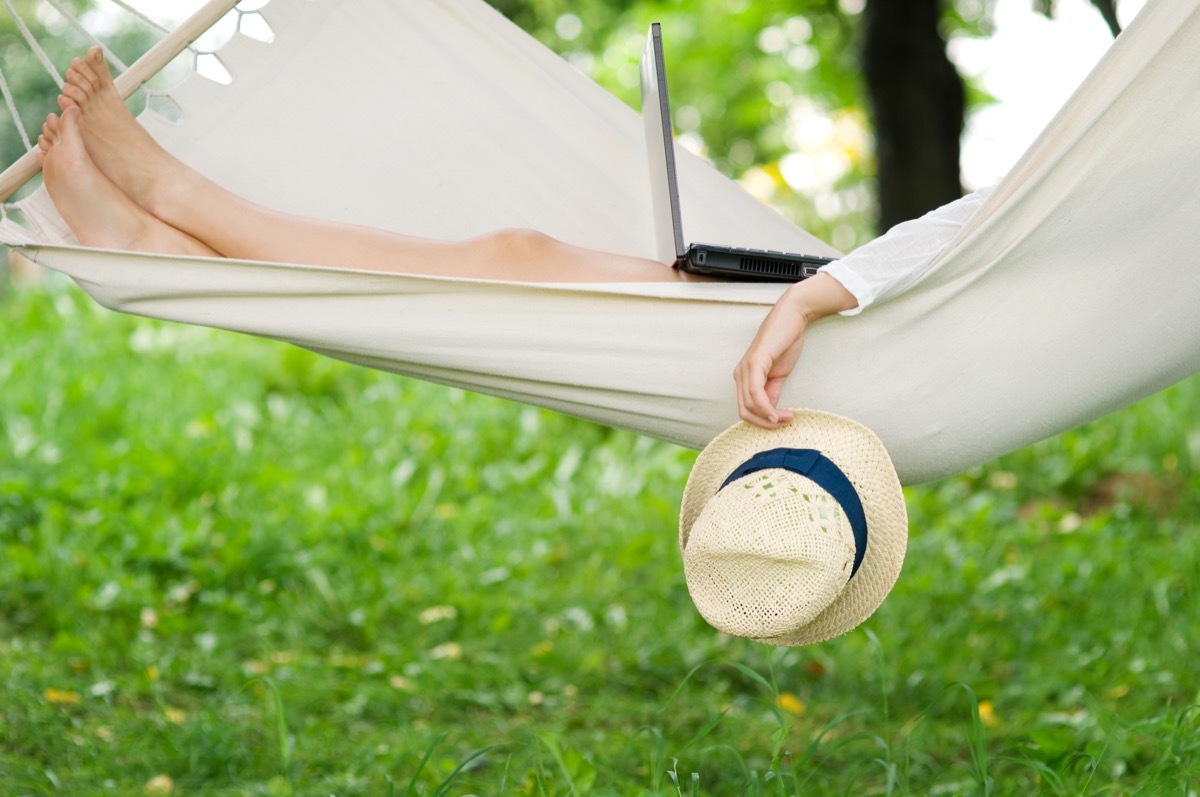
[
  {"left": 763, "top": 379, "right": 794, "bottom": 420},
  {"left": 740, "top": 409, "right": 786, "bottom": 430},
  {"left": 738, "top": 378, "right": 783, "bottom": 428},
  {"left": 735, "top": 360, "right": 778, "bottom": 423},
  {"left": 746, "top": 386, "right": 777, "bottom": 424},
  {"left": 769, "top": 405, "right": 794, "bottom": 425},
  {"left": 733, "top": 361, "right": 763, "bottom": 419},
  {"left": 737, "top": 403, "right": 776, "bottom": 429}
]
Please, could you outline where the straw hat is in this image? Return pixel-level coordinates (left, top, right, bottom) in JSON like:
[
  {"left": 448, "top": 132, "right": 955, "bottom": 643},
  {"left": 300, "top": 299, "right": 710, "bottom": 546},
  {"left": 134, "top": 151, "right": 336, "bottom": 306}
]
[{"left": 679, "top": 409, "right": 907, "bottom": 646}]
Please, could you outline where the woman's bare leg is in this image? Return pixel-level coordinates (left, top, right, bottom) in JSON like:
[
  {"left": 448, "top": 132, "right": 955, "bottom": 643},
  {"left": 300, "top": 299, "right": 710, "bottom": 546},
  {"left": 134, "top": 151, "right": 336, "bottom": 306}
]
[
  {"left": 60, "top": 48, "right": 701, "bottom": 282},
  {"left": 37, "top": 108, "right": 218, "bottom": 257}
]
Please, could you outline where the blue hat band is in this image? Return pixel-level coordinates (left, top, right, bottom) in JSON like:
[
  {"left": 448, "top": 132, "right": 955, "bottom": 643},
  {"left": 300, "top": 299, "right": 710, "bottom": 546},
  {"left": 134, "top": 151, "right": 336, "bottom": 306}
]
[{"left": 719, "top": 447, "right": 868, "bottom": 579}]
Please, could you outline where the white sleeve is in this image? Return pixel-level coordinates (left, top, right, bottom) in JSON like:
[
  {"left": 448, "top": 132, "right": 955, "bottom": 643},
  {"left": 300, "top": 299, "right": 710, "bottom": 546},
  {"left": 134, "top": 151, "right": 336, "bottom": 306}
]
[{"left": 820, "top": 185, "right": 994, "bottom": 316}]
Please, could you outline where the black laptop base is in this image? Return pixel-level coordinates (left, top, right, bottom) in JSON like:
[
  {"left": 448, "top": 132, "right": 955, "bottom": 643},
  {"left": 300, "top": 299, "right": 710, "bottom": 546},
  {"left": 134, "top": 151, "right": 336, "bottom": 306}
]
[{"left": 678, "top": 244, "right": 834, "bottom": 283}]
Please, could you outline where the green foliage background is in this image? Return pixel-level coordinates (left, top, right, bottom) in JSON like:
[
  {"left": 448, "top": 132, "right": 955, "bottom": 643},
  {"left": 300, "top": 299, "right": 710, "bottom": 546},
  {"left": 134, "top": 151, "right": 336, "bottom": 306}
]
[
  {"left": 3, "top": 1, "right": 1197, "bottom": 794},
  {"left": 486, "top": 0, "right": 1000, "bottom": 247},
  {"left": 2, "top": 279, "right": 1199, "bottom": 795}
]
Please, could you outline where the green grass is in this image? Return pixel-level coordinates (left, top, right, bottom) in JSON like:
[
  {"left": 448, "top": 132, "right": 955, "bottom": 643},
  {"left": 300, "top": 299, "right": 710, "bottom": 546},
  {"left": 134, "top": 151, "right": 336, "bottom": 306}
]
[{"left": 2, "top": 280, "right": 1200, "bottom": 795}]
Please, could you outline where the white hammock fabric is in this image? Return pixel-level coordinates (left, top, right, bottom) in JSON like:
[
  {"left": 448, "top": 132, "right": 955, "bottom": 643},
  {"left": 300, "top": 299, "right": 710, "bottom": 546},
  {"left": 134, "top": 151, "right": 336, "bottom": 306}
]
[{"left": 2, "top": 0, "right": 1198, "bottom": 484}]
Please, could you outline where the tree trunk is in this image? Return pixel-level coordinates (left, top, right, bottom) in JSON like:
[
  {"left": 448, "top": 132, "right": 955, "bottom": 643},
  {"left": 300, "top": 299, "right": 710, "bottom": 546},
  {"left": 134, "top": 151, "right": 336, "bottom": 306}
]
[{"left": 862, "top": 0, "right": 966, "bottom": 232}]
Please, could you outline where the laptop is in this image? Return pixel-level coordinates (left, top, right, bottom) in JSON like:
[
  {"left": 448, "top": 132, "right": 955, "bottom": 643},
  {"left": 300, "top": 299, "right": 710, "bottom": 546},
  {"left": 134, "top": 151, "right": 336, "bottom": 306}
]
[{"left": 640, "top": 23, "right": 834, "bottom": 282}]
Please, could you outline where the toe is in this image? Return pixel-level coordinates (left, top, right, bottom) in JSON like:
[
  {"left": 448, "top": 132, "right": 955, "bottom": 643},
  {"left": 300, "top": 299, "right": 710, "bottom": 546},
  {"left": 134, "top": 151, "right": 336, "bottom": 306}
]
[
  {"left": 93, "top": 52, "right": 114, "bottom": 88},
  {"left": 42, "top": 114, "right": 60, "bottom": 142},
  {"left": 61, "top": 84, "right": 87, "bottom": 106},
  {"left": 88, "top": 48, "right": 106, "bottom": 70},
  {"left": 69, "top": 61, "right": 100, "bottom": 92},
  {"left": 90, "top": 48, "right": 115, "bottom": 87}
]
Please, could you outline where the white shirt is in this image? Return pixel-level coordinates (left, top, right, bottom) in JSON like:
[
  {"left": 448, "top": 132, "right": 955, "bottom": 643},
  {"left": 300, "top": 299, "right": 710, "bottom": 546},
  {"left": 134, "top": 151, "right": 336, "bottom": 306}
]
[{"left": 821, "top": 185, "right": 994, "bottom": 315}]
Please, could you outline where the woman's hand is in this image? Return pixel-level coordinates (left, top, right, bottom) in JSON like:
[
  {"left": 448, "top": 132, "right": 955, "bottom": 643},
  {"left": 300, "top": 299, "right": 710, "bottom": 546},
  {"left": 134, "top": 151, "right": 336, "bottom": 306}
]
[{"left": 734, "top": 273, "right": 858, "bottom": 429}]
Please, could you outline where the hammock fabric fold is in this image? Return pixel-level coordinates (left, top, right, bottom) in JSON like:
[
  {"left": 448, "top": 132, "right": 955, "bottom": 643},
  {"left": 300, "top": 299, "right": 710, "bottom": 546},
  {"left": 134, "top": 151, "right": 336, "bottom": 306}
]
[{"left": 3, "top": 0, "right": 1199, "bottom": 484}]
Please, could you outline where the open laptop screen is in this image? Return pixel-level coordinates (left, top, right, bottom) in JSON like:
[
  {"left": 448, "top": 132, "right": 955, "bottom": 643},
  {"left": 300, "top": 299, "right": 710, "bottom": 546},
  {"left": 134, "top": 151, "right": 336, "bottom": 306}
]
[{"left": 639, "top": 23, "right": 685, "bottom": 265}]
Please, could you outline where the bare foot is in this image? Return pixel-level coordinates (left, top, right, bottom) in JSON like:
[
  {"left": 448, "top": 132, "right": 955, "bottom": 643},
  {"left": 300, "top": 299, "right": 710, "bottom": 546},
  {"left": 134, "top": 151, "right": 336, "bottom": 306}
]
[
  {"left": 34, "top": 112, "right": 61, "bottom": 167},
  {"left": 39, "top": 107, "right": 217, "bottom": 257},
  {"left": 59, "top": 47, "right": 188, "bottom": 215}
]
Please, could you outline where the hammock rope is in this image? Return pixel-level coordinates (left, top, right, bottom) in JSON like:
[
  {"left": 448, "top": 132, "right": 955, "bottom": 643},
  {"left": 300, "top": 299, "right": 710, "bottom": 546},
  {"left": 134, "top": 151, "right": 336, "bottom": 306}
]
[
  {"left": 43, "top": 0, "right": 132, "bottom": 72},
  {"left": 0, "top": 60, "right": 31, "bottom": 152},
  {"left": 0, "top": 0, "right": 243, "bottom": 203},
  {"left": 1, "top": 0, "right": 65, "bottom": 86},
  {"left": 0, "top": 0, "right": 135, "bottom": 161},
  {"left": 105, "top": 0, "right": 173, "bottom": 35}
]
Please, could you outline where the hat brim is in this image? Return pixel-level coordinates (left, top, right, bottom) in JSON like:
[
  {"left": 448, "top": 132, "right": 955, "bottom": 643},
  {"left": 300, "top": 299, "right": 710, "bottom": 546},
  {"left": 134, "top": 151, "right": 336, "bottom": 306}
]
[{"left": 680, "top": 409, "right": 907, "bottom": 645}]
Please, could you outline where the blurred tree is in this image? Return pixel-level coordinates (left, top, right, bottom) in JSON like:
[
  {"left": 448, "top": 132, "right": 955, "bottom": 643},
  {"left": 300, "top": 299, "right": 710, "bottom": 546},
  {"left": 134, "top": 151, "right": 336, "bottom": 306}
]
[
  {"left": 489, "top": 0, "right": 1124, "bottom": 242},
  {"left": 1039, "top": 0, "right": 1122, "bottom": 36},
  {"left": 863, "top": 0, "right": 965, "bottom": 231},
  {"left": 1085, "top": 0, "right": 1122, "bottom": 35}
]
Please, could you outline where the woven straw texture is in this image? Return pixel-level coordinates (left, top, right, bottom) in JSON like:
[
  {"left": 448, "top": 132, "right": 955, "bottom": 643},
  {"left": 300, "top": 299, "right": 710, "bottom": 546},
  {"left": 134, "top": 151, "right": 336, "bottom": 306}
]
[{"left": 680, "top": 410, "right": 907, "bottom": 645}]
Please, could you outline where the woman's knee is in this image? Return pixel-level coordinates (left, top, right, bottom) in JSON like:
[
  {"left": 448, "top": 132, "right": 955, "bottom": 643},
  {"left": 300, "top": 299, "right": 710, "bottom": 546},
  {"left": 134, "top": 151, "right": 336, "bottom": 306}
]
[{"left": 471, "top": 228, "right": 562, "bottom": 262}]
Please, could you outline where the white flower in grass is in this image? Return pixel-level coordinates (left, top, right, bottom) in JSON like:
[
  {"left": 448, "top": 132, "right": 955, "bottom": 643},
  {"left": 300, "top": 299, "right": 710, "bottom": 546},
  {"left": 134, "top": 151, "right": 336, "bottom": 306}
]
[
  {"left": 89, "top": 680, "right": 116, "bottom": 697},
  {"left": 604, "top": 605, "right": 628, "bottom": 629},
  {"left": 144, "top": 775, "right": 174, "bottom": 795},
  {"left": 418, "top": 605, "right": 457, "bottom": 625},
  {"left": 561, "top": 607, "right": 594, "bottom": 631}
]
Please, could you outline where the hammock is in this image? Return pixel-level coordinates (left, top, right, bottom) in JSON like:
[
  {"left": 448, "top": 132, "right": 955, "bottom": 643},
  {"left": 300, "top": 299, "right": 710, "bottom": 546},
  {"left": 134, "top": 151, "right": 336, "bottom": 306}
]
[{"left": 1, "top": 0, "right": 1198, "bottom": 485}]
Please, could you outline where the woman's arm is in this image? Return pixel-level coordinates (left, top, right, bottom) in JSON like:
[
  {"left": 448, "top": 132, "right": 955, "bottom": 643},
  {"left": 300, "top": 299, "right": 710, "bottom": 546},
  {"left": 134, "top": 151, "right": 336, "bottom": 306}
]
[
  {"left": 733, "top": 272, "right": 858, "bottom": 428},
  {"left": 733, "top": 186, "right": 995, "bottom": 428}
]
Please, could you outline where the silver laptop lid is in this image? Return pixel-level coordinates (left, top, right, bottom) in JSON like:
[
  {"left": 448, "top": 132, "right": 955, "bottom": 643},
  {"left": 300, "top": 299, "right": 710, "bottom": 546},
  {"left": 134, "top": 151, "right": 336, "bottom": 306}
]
[{"left": 639, "top": 23, "right": 686, "bottom": 264}]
